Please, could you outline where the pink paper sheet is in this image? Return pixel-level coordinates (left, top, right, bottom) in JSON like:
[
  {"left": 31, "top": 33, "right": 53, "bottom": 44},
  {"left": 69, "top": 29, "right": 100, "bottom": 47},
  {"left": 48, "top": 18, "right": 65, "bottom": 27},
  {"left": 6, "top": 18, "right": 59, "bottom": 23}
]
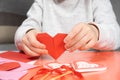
[
  {"left": 0, "top": 71, "right": 27, "bottom": 80},
  {"left": 0, "top": 57, "right": 35, "bottom": 80}
]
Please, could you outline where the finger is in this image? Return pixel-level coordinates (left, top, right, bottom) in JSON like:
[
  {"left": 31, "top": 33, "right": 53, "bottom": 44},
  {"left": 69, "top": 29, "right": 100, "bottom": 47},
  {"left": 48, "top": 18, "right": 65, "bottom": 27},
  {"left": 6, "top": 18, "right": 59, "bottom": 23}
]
[
  {"left": 22, "top": 36, "right": 48, "bottom": 55},
  {"left": 30, "top": 47, "right": 48, "bottom": 55},
  {"left": 27, "top": 33, "right": 46, "bottom": 49},
  {"left": 22, "top": 43, "right": 48, "bottom": 56},
  {"left": 68, "top": 34, "right": 91, "bottom": 52},
  {"left": 22, "top": 43, "right": 40, "bottom": 56},
  {"left": 83, "top": 39, "right": 96, "bottom": 50},
  {"left": 65, "top": 28, "right": 88, "bottom": 49},
  {"left": 22, "top": 36, "right": 31, "bottom": 48},
  {"left": 64, "top": 24, "right": 82, "bottom": 43}
]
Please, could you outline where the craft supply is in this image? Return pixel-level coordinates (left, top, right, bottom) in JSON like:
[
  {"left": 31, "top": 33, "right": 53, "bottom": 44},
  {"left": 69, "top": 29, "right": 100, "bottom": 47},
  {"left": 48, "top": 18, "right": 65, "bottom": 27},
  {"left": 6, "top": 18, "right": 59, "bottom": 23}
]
[
  {"left": 44, "top": 61, "right": 107, "bottom": 72},
  {"left": 0, "top": 62, "right": 20, "bottom": 71},
  {"left": 72, "top": 61, "right": 107, "bottom": 72},
  {"left": 37, "top": 33, "right": 67, "bottom": 59}
]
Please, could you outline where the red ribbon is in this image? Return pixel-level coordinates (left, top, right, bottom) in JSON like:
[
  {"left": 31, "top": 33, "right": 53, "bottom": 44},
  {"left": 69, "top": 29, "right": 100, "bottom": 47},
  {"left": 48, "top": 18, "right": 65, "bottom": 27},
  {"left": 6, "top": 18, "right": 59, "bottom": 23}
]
[{"left": 31, "top": 65, "right": 84, "bottom": 80}]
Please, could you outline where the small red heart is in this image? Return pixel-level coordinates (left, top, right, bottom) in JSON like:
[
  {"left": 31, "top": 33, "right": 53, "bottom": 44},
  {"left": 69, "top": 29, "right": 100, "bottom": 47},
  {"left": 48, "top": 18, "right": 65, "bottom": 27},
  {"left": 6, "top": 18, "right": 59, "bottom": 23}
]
[
  {"left": 36, "top": 33, "right": 67, "bottom": 59},
  {"left": 0, "top": 62, "right": 20, "bottom": 71}
]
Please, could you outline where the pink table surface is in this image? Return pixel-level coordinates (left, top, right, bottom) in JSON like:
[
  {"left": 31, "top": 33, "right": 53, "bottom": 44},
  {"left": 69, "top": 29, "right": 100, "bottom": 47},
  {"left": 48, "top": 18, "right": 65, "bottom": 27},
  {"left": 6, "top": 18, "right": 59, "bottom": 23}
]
[
  {"left": 36, "top": 51, "right": 120, "bottom": 80},
  {"left": 0, "top": 51, "right": 120, "bottom": 80}
]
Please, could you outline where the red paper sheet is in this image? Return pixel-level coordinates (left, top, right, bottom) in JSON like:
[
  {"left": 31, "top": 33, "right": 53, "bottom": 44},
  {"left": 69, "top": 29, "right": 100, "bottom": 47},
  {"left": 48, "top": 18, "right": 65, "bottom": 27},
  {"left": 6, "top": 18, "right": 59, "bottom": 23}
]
[
  {"left": 0, "top": 51, "right": 37, "bottom": 62},
  {"left": 37, "top": 33, "right": 67, "bottom": 59}
]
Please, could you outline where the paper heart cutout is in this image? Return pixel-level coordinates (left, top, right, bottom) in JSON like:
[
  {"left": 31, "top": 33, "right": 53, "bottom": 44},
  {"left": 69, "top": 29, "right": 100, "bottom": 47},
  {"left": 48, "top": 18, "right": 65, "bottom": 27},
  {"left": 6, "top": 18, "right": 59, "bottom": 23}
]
[
  {"left": 36, "top": 33, "right": 67, "bottom": 59},
  {"left": 0, "top": 62, "right": 20, "bottom": 71}
]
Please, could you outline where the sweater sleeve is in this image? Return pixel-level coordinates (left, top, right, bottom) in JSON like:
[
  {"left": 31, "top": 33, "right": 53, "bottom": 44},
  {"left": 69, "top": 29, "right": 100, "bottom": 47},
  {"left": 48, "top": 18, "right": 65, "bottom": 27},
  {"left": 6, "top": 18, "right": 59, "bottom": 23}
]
[
  {"left": 14, "top": 0, "right": 43, "bottom": 50},
  {"left": 92, "top": 0, "right": 120, "bottom": 50}
]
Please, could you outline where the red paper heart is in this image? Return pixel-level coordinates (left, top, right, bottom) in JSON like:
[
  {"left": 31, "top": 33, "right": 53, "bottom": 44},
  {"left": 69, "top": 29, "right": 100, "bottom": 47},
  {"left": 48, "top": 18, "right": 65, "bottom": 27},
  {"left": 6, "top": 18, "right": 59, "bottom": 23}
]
[
  {"left": 36, "top": 33, "right": 67, "bottom": 59},
  {"left": 0, "top": 62, "right": 20, "bottom": 71}
]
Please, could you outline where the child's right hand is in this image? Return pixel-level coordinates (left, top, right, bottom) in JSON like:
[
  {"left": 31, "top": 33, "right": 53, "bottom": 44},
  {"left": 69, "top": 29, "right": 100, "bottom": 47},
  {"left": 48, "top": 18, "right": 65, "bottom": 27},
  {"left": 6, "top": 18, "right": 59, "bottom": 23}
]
[{"left": 21, "top": 29, "right": 48, "bottom": 56}]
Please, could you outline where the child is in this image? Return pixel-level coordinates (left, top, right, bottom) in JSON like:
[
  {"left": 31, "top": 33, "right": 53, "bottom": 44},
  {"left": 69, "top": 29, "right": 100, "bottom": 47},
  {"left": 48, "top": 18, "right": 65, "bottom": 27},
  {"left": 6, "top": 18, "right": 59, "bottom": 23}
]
[{"left": 15, "top": 0, "right": 120, "bottom": 56}]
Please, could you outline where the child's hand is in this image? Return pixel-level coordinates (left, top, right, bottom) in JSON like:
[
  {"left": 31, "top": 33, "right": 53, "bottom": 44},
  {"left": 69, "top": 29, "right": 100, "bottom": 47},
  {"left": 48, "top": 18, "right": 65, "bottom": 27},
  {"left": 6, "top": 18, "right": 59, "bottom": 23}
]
[
  {"left": 64, "top": 23, "right": 99, "bottom": 52},
  {"left": 21, "top": 29, "right": 48, "bottom": 56}
]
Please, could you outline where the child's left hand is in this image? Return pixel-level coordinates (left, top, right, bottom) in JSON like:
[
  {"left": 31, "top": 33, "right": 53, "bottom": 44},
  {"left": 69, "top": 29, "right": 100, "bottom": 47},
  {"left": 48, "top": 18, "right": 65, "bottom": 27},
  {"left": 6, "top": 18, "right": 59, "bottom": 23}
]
[{"left": 64, "top": 23, "right": 99, "bottom": 52}]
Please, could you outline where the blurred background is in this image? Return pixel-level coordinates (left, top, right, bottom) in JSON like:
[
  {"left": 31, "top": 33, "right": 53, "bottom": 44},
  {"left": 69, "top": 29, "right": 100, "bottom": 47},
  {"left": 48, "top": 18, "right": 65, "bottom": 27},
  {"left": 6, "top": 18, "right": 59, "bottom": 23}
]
[
  {"left": 0, "top": 0, "right": 120, "bottom": 50},
  {"left": 0, "top": 0, "right": 34, "bottom": 50}
]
